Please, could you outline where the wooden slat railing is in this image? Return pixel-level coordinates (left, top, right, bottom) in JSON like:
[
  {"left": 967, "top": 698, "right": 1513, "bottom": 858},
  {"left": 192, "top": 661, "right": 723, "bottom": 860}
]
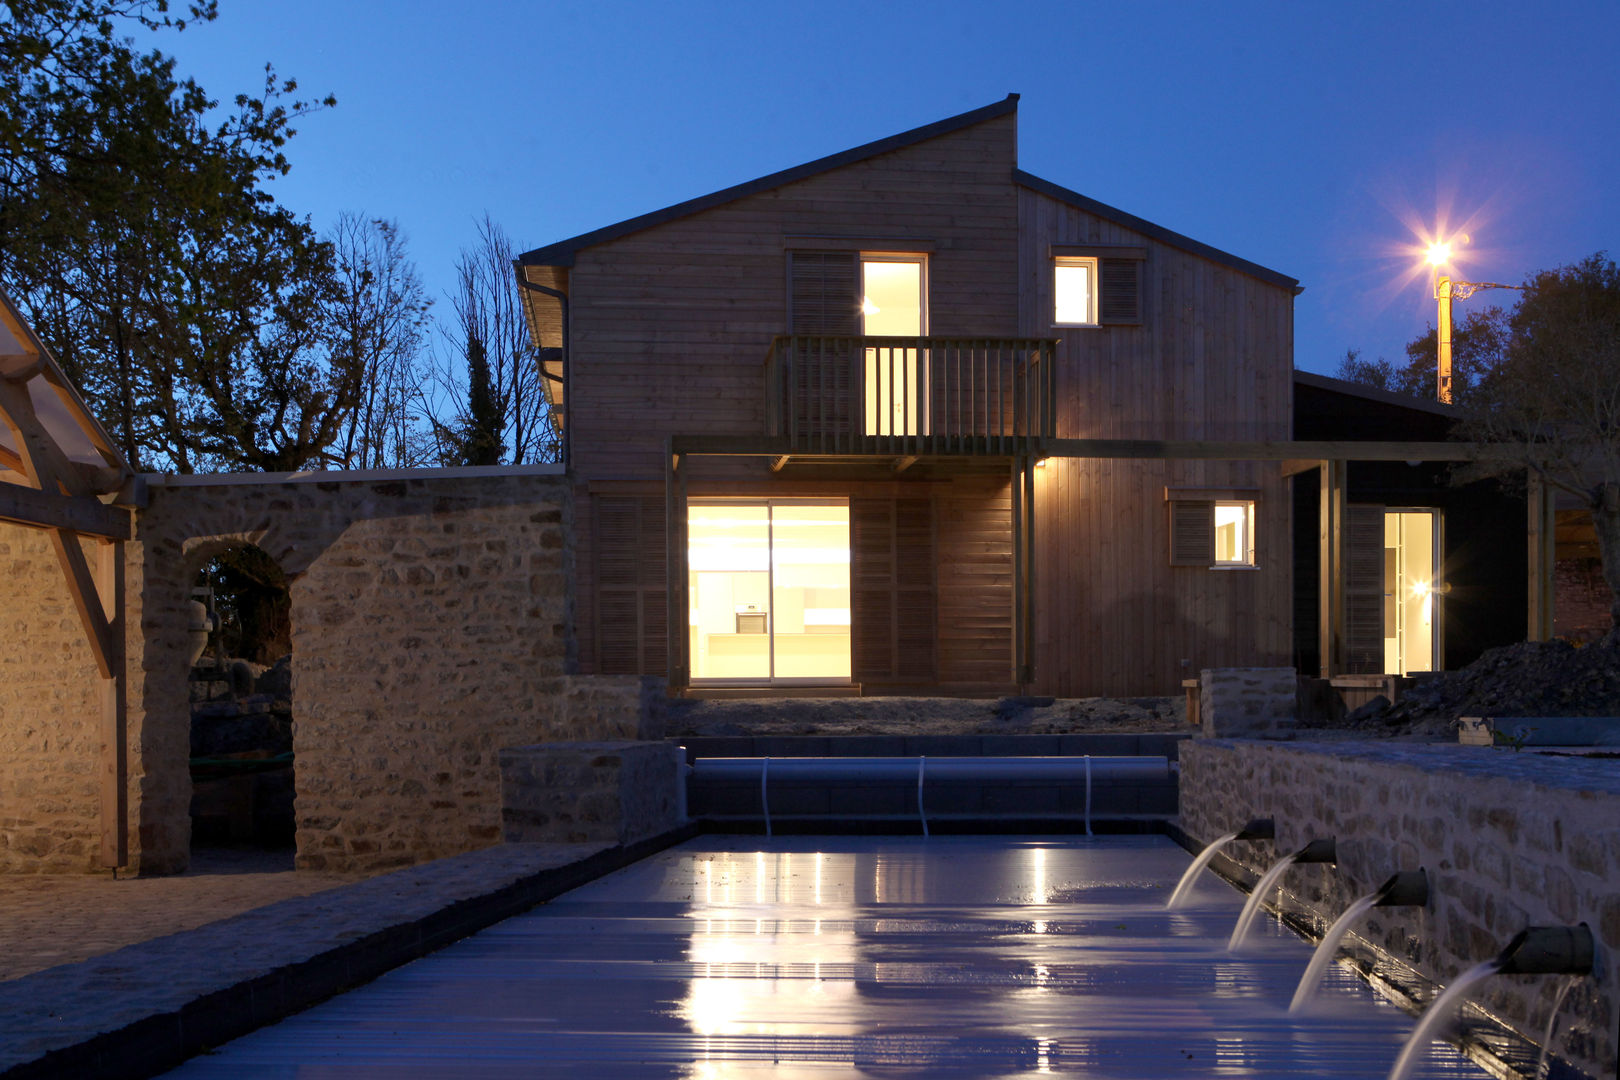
[{"left": 764, "top": 335, "right": 1057, "bottom": 456}]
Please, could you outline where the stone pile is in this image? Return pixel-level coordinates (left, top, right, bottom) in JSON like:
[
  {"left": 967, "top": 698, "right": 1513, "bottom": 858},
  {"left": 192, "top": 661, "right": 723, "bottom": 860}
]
[
  {"left": 189, "top": 654, "right": 293, "bottom": 757},
  {"left": 1340, "top": 634, "right": 1620, "bottom": 738}
]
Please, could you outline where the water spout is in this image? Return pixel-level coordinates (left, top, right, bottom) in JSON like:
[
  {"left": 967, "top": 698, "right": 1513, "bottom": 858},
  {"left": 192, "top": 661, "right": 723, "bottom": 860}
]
[
  {"left": 1387, "top": 925, "right": 1594, "bottom": 1080},
  {"left": 1166, "top": 819, "right": 1275, "bottom": 909},
  {"left": 1228, "top": 837, "right": 1335, "bottom": 952},
  {"left": 1495, "top": 925, "right": 1594, "bottom": 976},
  {"left": 1290, "top": 871, "right": 1427, "bottom": 1013}
]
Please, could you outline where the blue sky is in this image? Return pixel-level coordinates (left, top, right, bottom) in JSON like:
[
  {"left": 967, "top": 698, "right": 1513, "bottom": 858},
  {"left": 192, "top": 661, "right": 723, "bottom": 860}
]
[{"left": 161, "top": 0, "right": 1620, "bottom": 376}]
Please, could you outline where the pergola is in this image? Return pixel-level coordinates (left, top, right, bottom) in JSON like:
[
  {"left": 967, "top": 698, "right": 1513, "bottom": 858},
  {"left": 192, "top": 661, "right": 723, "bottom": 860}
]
[{"left": 0, "top": 292, "right": 141, "bottom": 868}]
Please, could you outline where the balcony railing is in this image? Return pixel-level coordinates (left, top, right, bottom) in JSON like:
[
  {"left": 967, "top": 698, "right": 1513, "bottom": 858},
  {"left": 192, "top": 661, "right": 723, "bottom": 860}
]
[{"left": 764, "top": 335, "right": 1057, "bottom": 456}]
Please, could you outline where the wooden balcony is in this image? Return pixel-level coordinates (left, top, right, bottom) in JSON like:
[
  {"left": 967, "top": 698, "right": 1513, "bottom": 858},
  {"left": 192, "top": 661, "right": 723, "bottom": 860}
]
[{"left": 763, "top": 335, "right": 1057, "bottom": 457}]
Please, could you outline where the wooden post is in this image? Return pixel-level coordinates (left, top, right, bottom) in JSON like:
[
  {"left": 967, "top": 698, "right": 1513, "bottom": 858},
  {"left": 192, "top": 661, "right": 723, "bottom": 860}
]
[
  {"left": 98, "top": 538, "right": 127, "bottom": 869},
  {"left": 1317, "top": 460, "right": 1346, "bottom": 678},
  {"left": 1010, "top": 456, "right": 1023, "bottom": 686},
  {"left": 664, "top": 439, "right": 684, "bottom": 691},
  {"left": 1022, "top": 453, "right": 1036, "bottom": 688},
  {"left": 1526, "top": 471, "right": 1555, "bottom": 641}
]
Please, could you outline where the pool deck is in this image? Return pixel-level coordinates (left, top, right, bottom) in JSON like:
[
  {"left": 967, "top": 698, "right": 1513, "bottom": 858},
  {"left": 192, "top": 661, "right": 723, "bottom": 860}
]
[{"left": 0, "top": 832, "right": 693, "bottom": 1080}]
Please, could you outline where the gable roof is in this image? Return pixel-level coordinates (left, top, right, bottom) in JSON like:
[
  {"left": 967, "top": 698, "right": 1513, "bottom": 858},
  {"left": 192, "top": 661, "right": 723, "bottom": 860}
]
[
  {"left": 519, "top": 95, "right": 1022, "bottom": 268},
  {"left": 517, "top": 95, "right": 1301, "bottom": 294},
  {"left": 1012, "top": 171, "right": 1299, "bottom": 291}
]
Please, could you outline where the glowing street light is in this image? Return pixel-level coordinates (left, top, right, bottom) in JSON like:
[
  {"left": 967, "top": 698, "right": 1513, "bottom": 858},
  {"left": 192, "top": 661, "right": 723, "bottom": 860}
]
[{"left": 1424, "top": 235, "right": 1517, "bottom": 405}]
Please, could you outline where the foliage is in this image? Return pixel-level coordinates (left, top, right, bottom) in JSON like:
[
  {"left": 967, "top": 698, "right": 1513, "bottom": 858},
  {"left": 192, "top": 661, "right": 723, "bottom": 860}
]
[
  {"left": 427, "top": 216, "right": 560, "bottom": 465},
  {"left": 1334, "top": 306, "right": 1507, "bottom": 408},
  {"left": 0, "top": 0, "right": 363, "bottom": 473},
  {"left": 1460, "top": 253, "right": 1620, "bottom": 627},
  {"left": 197, "top": 545, "right": 289, "bottom": 664},
  {"left": 327, "top": 214, "right": 434, "bottom": 469}
]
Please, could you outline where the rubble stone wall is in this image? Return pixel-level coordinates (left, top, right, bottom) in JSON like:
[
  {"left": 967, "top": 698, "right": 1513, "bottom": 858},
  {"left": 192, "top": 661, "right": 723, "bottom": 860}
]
[
  {"left": 126, "top": 469, "right": 580, "bottom": 874},
  {"left": 500, "top": 740, "right": 684, "bottom": 845},
  {"left": 1198, "top": 667, "right": 1297, "bottom": 738},
  {"left": 0, "top": 524, "right": 106, "bottom": 872},
  {"left": 1180, "top": 739, "right": 1618, "bottom": 1079}
]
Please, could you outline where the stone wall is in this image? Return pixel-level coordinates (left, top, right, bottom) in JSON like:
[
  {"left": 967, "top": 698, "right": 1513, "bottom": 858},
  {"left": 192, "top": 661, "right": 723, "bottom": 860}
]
[
  {"left": 0, "top": 524, "right": 105, "bottom": 872},
  {"left": 126, "top": 470, "right": 585, "bottom": 874},
  {"left": 1198, "top": 667, "right": 1297, "bottom": 738},
  {"left": 500, "top": 740, "right": 684, "bottom": 845},
  {"left": 1180, "top": 739, "right": 1618, "bottom": 1079}
]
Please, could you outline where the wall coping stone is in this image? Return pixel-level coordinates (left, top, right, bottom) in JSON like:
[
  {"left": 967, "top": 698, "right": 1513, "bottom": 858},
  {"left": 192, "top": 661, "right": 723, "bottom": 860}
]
[{"left": 145, "top": 463, "right": 565, "bottom": 487}]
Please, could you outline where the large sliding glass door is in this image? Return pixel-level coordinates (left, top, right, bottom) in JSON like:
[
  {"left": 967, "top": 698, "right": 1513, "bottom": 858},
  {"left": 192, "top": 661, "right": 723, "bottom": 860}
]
[
  {"left": 1384, "top": 509, "right": 1442, "bottom": 675},
  {"left": 688, "top": 501, "right": 851, "bottom": 684}
]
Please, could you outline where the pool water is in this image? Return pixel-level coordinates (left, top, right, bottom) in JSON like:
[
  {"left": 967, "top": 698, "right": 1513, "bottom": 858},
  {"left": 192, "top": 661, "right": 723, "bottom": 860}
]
[{"left": 164, "top": 835, "right": 1488, "bottom": 1078}]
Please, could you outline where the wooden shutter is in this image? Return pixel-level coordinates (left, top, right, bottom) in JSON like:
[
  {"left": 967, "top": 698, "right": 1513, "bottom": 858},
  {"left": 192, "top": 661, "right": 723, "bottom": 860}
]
[
  {"left": 1099, "top": 258, "right": 1142, "bottom": 325},
  {"left": 1169, "top": 500, "right": 1215, "bottom": 566},
  {"left": 851, "top": 496, "right": 937, "bottom": 683},
  {"left": 789, "top": 251, "right": 858, "bottom": 334},
  {"left": 1343, "top": 504, "right": 1385, "bottom": 675},
  {"left": 594, "top": 495, "right": 667, "bottom": 676}
]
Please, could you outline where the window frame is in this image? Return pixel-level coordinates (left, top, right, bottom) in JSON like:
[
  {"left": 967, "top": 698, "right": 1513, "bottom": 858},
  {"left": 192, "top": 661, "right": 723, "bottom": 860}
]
[
  {"left": 1213, "top": 500, "right": 1258, "bottom": 568},
  {"left": 1165, "top": 487, "right": 1261, "bottom": 569},
  {"left": 1052, "top": 255, "right": 1099, "bottom": 328}
]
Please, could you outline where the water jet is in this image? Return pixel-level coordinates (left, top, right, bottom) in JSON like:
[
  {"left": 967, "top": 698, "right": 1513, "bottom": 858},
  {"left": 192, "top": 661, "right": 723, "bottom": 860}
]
[
  {"left": 1290, "top": 869, "right": 1427, "bottom": 1013},
  {"left": 1166, "top": 818, "right": 1274, "bottom": 909},
  {"left": 1228, "top": 837, "right": 1335, "bottom": 951}
]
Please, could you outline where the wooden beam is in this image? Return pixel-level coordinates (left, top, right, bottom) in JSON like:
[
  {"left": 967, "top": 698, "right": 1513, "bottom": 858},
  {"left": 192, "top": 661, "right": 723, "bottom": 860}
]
[
  {"left": 0, "top": 442, "right": 27, "bottom": 474},
  {"left": 1318, "top": 460, "right": 1346, "bottom": 678},
  {"left": 49, "top": 527, "right": 115, "bottom": 678},
  {"left": 1281, "top": 458, "right": 1321, "bottom": 478},
  {"left": 0, "top": 481, "right": 134, "bottom": 538},
  {"left": 892, "top": 455, "right": 919, "bottom": 474},
  {"left": 770, "top": 455, "right": 791, "bottom": 472}
]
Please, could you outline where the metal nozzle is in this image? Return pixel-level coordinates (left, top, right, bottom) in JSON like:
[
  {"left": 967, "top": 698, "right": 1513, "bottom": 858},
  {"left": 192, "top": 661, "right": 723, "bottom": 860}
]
[
  {"left": 1372, "top": 869, "right": 1428, "bottom": 908},
  {"left": 1495, "top": 925, "right": 1595, "bottom": 976},
  {"left": 1234, "top": 817, "right": 1274, "bottom": 842},
  {"left": 1293, "top": 838, "right": 1336, "bottom": 864}
]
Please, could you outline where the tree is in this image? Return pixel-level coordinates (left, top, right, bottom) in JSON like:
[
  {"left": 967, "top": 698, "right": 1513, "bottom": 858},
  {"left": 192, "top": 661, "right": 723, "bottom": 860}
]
[
  {"left": 1335, "top": 308, "right": 1507, "bottom": 407},
  {"left": 0, "top": 0, "right": 351, "bottom": 473},
  {"left": 426, "top": 216, "right": 560, "bottom": 465},
  {"left": 1460, "top": 253, "right": 1620, "bottom": 627},
  {"left": 327, "top": 214, "right": 433, "bottom": 469},
  {"left": 457, "top": 332, "right": 504, "bottom": 465}
]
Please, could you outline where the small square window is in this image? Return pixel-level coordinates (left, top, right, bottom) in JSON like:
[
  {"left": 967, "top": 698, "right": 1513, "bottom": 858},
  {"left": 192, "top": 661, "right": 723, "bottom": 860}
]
[
  {"left": 1053, "top": 257, "right": 1097, "bottom": 326},
  {"left": 1214, "top": 501, "right": 1256, "bottom": 566}
]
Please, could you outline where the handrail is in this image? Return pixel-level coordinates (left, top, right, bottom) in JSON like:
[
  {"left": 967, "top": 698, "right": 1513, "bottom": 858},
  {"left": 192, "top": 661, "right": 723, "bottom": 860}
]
[{"left": 764, "top": 334, "right": 1058, "bottom": 456}]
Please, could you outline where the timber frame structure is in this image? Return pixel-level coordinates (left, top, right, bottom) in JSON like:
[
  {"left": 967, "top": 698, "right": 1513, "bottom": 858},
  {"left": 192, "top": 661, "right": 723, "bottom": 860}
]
[{"left": 0, "top": 292, "right": 142, "bottom": 868}]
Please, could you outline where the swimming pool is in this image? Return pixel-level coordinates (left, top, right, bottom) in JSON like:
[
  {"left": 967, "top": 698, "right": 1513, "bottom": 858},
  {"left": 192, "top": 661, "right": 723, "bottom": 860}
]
[{"left": 162, "top": 835, "right": 1488, "bottom": 1077}]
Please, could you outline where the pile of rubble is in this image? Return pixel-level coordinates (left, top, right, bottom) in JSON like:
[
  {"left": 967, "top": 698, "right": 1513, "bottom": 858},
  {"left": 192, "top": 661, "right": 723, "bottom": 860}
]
[{"left": 1356, "top": 634, "right": 1620, "bottom": 738}]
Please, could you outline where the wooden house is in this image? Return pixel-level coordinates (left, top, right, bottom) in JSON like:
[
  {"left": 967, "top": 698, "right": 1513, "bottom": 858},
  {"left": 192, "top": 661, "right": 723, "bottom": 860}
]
[{"left": 516, "top": 96, "right": 1380, "bottom": 698}]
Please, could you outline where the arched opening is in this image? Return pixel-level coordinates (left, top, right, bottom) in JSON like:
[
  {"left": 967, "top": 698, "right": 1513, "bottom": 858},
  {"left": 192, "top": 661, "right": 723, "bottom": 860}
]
[{"left": 187, "top": 543, "right": 296, "bottom": 861}]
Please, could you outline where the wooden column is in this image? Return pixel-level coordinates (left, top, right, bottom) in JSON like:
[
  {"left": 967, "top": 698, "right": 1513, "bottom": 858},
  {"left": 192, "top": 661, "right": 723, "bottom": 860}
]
[
  {"left": 1317, "top": 459, "right": 1346, "bottom": 678},
  {"left": 97, "top": 539, "right": 127, "bottom": 869},
  {"left": 664, "top": 440, "right": 689, "bottom": 690},
  {"left": 1010, "top": 456, "right": 1024, "bottom": 687},
  {"left": 1526, "top": 470, "right": 1555, "bottom": 641}
]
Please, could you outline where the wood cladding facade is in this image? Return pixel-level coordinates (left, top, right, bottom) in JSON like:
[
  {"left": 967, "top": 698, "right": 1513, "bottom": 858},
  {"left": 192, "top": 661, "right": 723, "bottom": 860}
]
[{"left": 528, "top": 101, "right": 1298, "bottom": 697}]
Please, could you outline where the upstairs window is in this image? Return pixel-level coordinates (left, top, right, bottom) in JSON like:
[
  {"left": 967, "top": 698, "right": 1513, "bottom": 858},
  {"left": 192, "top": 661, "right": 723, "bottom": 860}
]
[
  {"left": 1052, "top": 246, "right": 1145, "bottom": 326},
  {"left": 1214, "top": 501, "right": 1256, "bottom": 566},
  {"left": 1053, "top": 257, "right": 1097, "bottom": 326}
]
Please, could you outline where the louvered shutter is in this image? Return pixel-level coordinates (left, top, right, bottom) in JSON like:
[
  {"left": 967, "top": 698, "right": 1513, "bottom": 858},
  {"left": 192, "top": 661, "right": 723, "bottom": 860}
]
[
  {"left": 851, "top": 496, "right": 937, "bottom": 683},
  {"left": 1343, "top": 504, "right": 1386, "bottom": 674},
  {"left": 1169, "top": 500, "right": 1215, "bottom": 566},
  {"left": 1099, "top": 258, "right": 1142, "bottom": 325},
  {"left": 789, "top": 252, "right": 858, "bottom": 334},
  {"left": 594, "top": 495, "right": 668, "bottom": 676}
]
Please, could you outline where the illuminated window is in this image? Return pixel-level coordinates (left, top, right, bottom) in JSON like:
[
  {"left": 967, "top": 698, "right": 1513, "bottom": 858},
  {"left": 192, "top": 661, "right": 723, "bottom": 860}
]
[
  {"left": 1214, "top": 501, "right": 1256, "bottom": 566},
  {"left": 1053, "top": 256, "right": 1097, "bottom": 326}
]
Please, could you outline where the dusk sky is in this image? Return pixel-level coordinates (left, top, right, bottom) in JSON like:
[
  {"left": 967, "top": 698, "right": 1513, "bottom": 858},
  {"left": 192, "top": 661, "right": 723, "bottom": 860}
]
[{"left": 161, "top": 1, "right": 1619, "bottom": 377}]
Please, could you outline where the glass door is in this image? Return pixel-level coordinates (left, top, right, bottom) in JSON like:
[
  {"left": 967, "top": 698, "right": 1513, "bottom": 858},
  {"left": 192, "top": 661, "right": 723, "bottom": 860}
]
[
  {"left": 1383, "top": 509, "right": 1442, "bottom": 675},
  {"left": 688, "top": 500, "right": 850, "bottom": 684},
  {"left": 861, "top": 256, "right": 927, "bottom": 436}
]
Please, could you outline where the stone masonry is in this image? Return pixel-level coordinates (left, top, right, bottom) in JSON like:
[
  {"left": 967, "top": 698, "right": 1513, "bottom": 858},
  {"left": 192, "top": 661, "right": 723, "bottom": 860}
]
[
  {"left": 500, "top": 740, "right": 684, "bottom": 845},
  {"left": 0, "top": 523, "right": 106, "bottom": 872},
  {"left": 1198, "top": 667, "right": 1296, "bottom": 738},
  {"left": 1180, "top": 739, "right": 1619, "bottom": 1079}
]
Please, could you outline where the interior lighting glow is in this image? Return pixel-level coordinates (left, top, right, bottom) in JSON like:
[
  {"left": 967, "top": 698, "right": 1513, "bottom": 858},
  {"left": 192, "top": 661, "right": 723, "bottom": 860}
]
[
  {"left": 1411, "top": 579, "right": 1431, "bottom": 598},
  {"left": 860, "top": 297, "right": 881, "bottom": 316}
]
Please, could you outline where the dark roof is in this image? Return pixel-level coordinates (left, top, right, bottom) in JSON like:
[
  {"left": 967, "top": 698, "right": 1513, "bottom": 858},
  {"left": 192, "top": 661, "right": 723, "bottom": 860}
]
[
  {"left": 1012, "top": 171, "right": 1300, "bottom": 291},
  {"left": 519, "top": 95, "right": 1022, "bottom": 267},
  {"left": 1293, "top": 369, "right": 1457, "bottom": 418}
]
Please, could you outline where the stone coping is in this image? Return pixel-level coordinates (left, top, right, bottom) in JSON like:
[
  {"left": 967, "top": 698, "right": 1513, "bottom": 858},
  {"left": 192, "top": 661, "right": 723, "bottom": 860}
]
[
  {"left": 0, "top": 828, "right": 698, "bottom": 1080},
  {"left": 144, "top": 462, "right": 565, "bottom": 486},
  {"left": 1201, "top": 737, "right": 1620, "bottom": 795}
]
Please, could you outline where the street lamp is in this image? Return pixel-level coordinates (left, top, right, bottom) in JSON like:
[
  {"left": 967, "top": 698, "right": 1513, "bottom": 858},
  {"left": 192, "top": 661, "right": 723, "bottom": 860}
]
[{"left": 1426, "top": 240, "right": 1519, "bottom": 405}]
